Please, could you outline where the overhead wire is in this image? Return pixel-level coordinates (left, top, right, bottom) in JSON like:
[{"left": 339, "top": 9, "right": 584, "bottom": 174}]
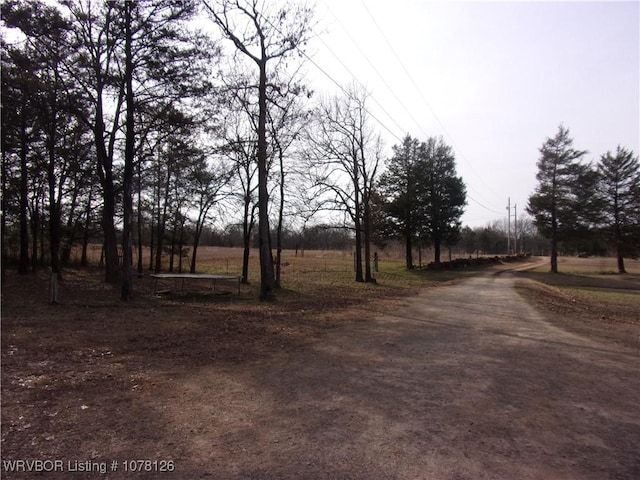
[
  {"left": 465, "top": 194, "right": 503, "bottom": 215},
  {"left": 312, "top": 34, "right": 407, "bottom": 142},
  {"left": 322, "top": 2, "right": 430, "bottom": 140},
  {"left": 359, "top": 0, "right": 504, "bottom": 213},
  {"left": 247, "top": 6, "right": 406, "bottom": 144},
  {"left": 258, "top": 2, "right": 506, "bottom": 217},
  {"left": 322, "top": 1, "right": 504, "bottom": 216},
  {"left": 307, "top": 56, "right": 405, "bottom": 144}
]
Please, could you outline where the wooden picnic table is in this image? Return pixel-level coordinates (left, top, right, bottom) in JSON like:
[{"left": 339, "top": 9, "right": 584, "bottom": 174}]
[{"left": 150, "top": 273, "right": 241, "bottom": 295}]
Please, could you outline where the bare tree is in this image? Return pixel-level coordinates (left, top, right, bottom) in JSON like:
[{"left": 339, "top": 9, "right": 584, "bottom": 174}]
[
  {"left": 63, "top": 0, "right": 124, "bottom": 284},
  {"left": 121, "top": 0, "right": 135, "bottom": 299},
  {"left": 148, "top": 110, "right": 200, "bottom": 273},
  {"left": 307, "top": 85, "right": 382, "bottom": 282},
  {"left": 217, "top": 84, "right": 259, "bottom": 283},
  {"left": 269, "top": 86, "right": 310, "bottom": 288},
  {"left": 188, "top": 157, "right": 232, "bottom": 273},
  {"left": 63, "top": 0, "right": 210, "bottom": 294},
  {"left": 204, "top": 0, "right": 314, "bottom": 300}
]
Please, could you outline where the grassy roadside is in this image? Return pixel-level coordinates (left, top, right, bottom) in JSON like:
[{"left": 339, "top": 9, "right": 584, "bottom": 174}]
[
  {"left": 143, "top": 250, "right": 499, "bottom": 313},
  {"left": 513, "top": 257, "right": 640, "bottom": 348}
]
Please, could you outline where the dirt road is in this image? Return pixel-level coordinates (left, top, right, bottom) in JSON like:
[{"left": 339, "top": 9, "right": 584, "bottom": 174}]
[
  {"left": 4, "top": 266, "right": 639, "bottom": 480},
  {"left": 165, "top": 269, "right": 640, "bottom": 479}
]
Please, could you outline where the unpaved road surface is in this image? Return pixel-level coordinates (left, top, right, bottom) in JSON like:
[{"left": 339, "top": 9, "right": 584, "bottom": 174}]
[
  {"left": 169, "top": 270, "right": 640, "bottom": 479},
  {"left": 3, "top": 267, "right": 639, "bottom": 480}
]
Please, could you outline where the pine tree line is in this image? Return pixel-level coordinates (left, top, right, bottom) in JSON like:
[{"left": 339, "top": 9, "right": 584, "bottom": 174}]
[{"left": 527, "top": 125, "right": 640, "bottom": 273}]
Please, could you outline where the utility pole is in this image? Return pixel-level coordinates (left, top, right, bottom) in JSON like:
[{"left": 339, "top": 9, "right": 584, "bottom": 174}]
[
  {"left": 506, "top": 197, "right": 511, "bottom": 255},
  {"left": 513, "top": 203, "right": 518, "bottom": 254}
]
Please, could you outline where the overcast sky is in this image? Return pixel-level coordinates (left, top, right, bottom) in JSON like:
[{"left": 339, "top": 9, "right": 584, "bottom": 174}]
[{"left": 308, "top": 0, "right": 640, "bottom": 228}]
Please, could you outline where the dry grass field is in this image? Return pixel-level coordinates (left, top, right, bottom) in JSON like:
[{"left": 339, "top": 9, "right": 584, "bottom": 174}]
[
  {"left": 529, "top": 255, "right": 640, "bottom": 275},
  {"left": 65, "top": 245, "right": 483, "bottom": 304}
]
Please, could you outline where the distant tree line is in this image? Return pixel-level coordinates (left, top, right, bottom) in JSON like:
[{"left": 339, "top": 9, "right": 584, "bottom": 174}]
[
  {"left": 527, "top": 125, "right": 640, "bottom": 273},
  {"left": 199, "top": 224, "right": 353, "bottom": 252},
  {"left": 458, "top": 220, "right": 550, "bottom": 258}
]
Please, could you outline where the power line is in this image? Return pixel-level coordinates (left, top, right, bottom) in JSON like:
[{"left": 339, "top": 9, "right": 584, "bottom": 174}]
[
  {"left": 248, "top": 7, "right": 406, "bottom": 144},
  {"left": 313, "top": 34, "right": 407, "bottom": 142},
  {"left": 306, "top": 54, "right": 405, "bottom": 143},
  {"left": 467, "top": 194, "right": 504, "bottom": 215},
  {"left": 325, "top": 1, "right": 499, "bottom": 211},
  {"left": 277, "top": 4, "right": 505, "bottom": 216},
  {"left": 248, "top": 3, "right": 506, "bottom": 216},
  {"left": 359, "top": 0, "right": 502, "bottom": 210},
  {"left": 322, "top": 1, "right": 429, "bottom": 139}
]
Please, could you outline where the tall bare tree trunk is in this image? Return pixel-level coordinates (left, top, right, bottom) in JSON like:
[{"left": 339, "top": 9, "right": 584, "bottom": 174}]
[
  {"left": 1, "top": 151, "right": 7, "bottom": 281},
  {"left": 137, "top": 156, "right": 144, "bottom": 276},
  {"left": 121, "top": 0, "right": 135, "bottom": 300},
  {"left": 46, "top": 78, "right": 61, "bottom": 281},
  {"left": 434, "top": 237, "right": 442, "bottom": 265},
  {"left": 241, "top": 200, "right": 254, "bottom": 284},
  {"left": 30, "top": 199, "right": 39, "bottom": 271},
  {"left": 550, "top": 202, "right": 558, "bottom": 273},
  {"left": 257, "top": 58, "right": 275, "bottom": 300},
  {"left": 405, "top": 230, "right": 413, "bottom": 270},
  {"left": 363, "top": 199, "right": 373, "bottom": 282},
  {"left": 614, "top": 197, "right": 626, "bottom": 274},
  {"left": 353, "top": 154, "right": 364, "bottom": 283},
  {"left": 95, "top": 109, "right": 120, "bottom": 283},
  {"left": 275, "top": 144, "right": 285, "bottom": 288},
  {"left": 18, "top": 109, "right": 30, "bottom": 274},
  {"left": 190, "top": 229, "right": 201, "bottom": 274},
  {"left": 155, "top": 163, "right": 171, "bottom": 273},
  {"left": 80, "top": 189, "right": 92, "bottom": 267}
]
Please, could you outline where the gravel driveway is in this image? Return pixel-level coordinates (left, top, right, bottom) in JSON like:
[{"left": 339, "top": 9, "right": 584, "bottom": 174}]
[{"left": 170, "top": 270, "right": 640, "bottom": 479}]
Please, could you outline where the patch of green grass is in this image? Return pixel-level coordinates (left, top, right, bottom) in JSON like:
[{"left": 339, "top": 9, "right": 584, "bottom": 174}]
[
  {"left": 557, "top": 286, "right": 640, "bottom": 307},
  {"left": 515, "top": 266, "right": 640, "bottom": 325},
  {"left": 155, "top": 248, "right": 517, "bottom": 307}
]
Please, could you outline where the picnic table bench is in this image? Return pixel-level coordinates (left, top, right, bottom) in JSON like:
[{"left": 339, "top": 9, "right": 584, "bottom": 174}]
[{"left": 150, "top": 273, "right": 241, "bottom": 295}]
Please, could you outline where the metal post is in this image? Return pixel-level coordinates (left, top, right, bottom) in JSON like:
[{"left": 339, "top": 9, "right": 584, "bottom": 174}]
[
  {"left": 514, "top": 204, "right": 518, "bottom": 254},
  {"left": 506, "top": 197, "right": 511, "bottom": 255}
]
